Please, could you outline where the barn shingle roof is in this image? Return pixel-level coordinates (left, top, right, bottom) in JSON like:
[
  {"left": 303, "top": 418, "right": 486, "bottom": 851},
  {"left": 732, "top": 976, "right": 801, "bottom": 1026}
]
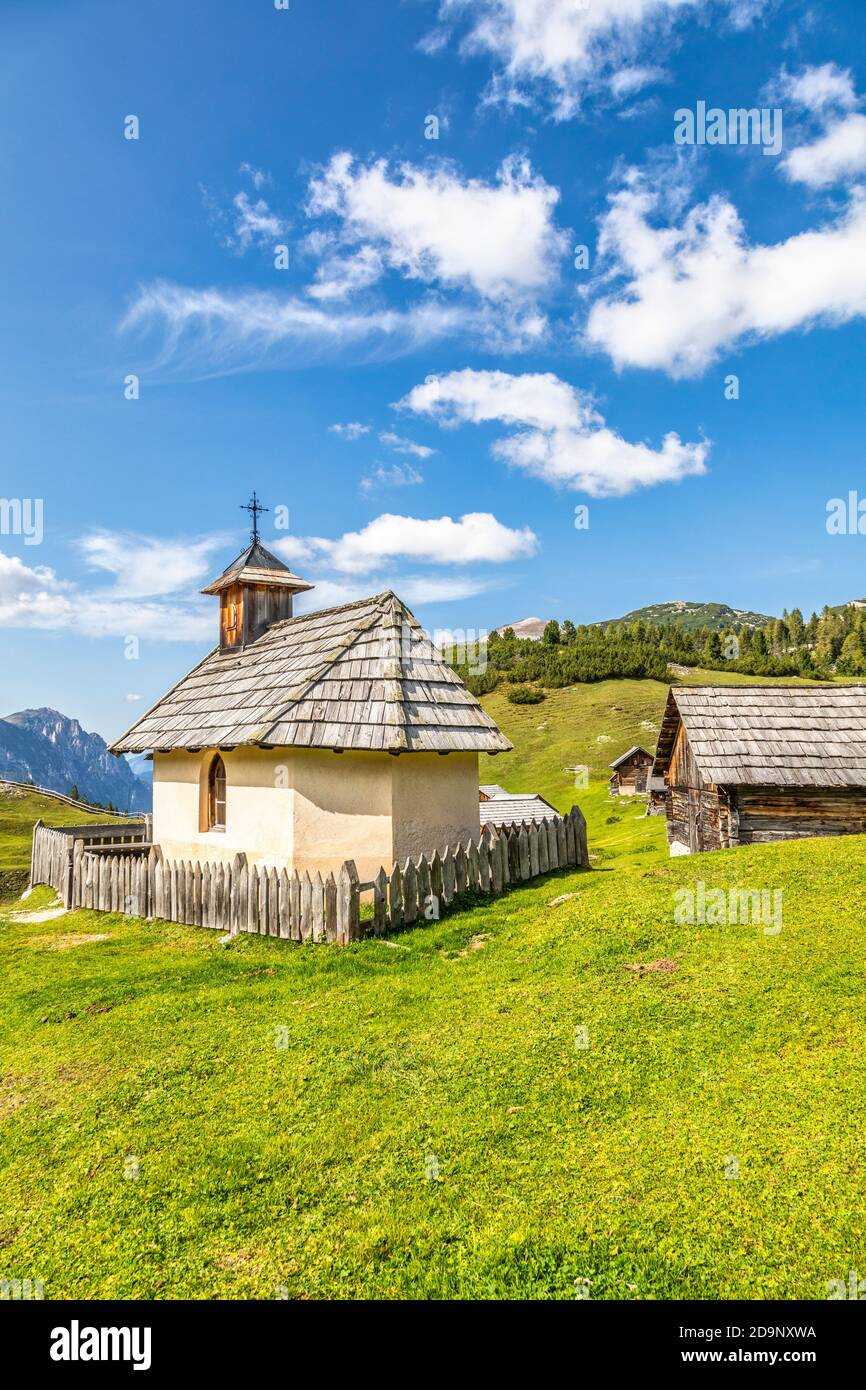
[
  {"left": 609, "top": 745, "right": 652, "bottom": 770},
  {"left": 652, "top": 685, "right": 866, "bottom": 788},
  {"left": 110, "top": 590, "right": 512, "bottom": 756},
  {"left": 479, "top": 793, "right": 558, "bottom": 828}
]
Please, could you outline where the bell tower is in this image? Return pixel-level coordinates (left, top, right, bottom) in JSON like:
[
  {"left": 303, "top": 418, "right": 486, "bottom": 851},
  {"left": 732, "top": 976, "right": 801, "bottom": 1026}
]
[{"left": 201, "top": 493, "right": 313, "bottom": 651}]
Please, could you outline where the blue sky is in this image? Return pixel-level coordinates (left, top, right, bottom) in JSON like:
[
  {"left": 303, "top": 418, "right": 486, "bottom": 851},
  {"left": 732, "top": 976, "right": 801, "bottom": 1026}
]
[{"left": 2, "top": 0, "right": 866, "bottom": 738}]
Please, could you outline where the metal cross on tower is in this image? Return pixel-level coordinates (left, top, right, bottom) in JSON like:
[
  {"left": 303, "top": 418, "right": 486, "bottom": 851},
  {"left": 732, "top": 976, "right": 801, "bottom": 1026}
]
[{"left": 240, "top": 491, "right": 269, "bottom": 545}]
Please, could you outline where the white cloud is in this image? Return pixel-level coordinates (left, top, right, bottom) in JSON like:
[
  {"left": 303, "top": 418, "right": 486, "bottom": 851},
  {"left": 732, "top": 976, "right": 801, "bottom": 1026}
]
[
  {"left": 778, "top": 67, "right": 866, "bottom": 189},
  {"left": 437, "top": 0, "right": 761, "bottom": 118},
  {"left": 307, "top": 245, "right": 384, "bottom": 301},
  {"left": 305, "top": 152, "right": 567, "bottom": 301},
  {"left": 125, "top": 693, "right": 143, "bottom": 702},
  {"left": 585, "top": 176, "right": 866, "bottom": 375},
  {"left": 273, "top": 511, "right": 537, "bottom": 574},
  {"left": 417, "top": 26, "right": 452, "bottom": 55},
  {"left": 229, "top": 191, "right": 286, "bottom": 251},
  {"left": 359, "top": 463, "right": 424, "bottom": 495},
  {"left": 784, "top": 112, "right": 866, "bottom": 188},
  {"left": 330, "top": 421, "right": 370, "bottom": 440},
  {"left": 239, "top": 162, "right": 272, "bottom": 190},
  {"left": 780, "top": 62, "right": 857, "bottom": 115},
  {"left": 122, "top": 281, "right": 485, "bottom": 371},
  {"left": 294, "top": 571, "right": 494, "bottom": 611},
  {"left": 0, "top": 550, "right": 211, "bottom": 642},
  {"left": 78, "top": 531, "right": 226, "bottom": 598},
  {"left": 379, "top": 431, "right": 435, "bottom": 458},
  {"left": 398, "top": 367, "right": 707, "bottom": 496}
]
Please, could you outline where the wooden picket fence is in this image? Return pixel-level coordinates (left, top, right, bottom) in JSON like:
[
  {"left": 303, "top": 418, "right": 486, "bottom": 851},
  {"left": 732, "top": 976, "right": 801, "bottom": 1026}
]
[
  {"left": 30, "top": 819, "right": 151, "bottom": 899},
  {"left": 30, "top": 805, "right": 588, "bottom": 945},
  {"left": 359, "top": 806, "right": 588, "bottom": 936}
]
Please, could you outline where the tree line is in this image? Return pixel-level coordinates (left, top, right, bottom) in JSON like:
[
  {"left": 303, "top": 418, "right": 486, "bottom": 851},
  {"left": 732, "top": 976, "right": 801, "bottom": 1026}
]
[{"left": 450, "top": 605, "right": 866, "bottom": 695}]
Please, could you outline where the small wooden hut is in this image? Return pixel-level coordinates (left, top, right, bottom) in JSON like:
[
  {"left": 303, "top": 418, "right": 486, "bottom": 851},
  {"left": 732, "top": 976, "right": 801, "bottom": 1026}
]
[
  {"left": 651, "top": 685, "right": 866, "bottom": 852},
  {"left": 609, "top": 746, "right": 654, "bottom": 796}
]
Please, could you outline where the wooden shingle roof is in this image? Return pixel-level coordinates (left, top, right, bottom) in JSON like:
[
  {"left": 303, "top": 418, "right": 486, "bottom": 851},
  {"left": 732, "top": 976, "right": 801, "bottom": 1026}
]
[
  {"left": 609, "top": 745, "right": 652, "bottom": 770},
  {"left": 652, "top": 685, "right": 866, "bottom": 788},
  {"left": 110, "top": 591, "right": 512, "bottom": 756},
  {"left": 479, "top": 793, "right": 558, "bottom": 828}
]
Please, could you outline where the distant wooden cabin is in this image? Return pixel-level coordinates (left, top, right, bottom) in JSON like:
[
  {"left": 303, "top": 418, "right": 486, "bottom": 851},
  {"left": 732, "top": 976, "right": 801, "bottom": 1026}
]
[
  {"left": 609, "top": 746, "right": 654, "bottom": 796},
  {"left": 652, "top": 686, "right": 866, "bottom": 853}
]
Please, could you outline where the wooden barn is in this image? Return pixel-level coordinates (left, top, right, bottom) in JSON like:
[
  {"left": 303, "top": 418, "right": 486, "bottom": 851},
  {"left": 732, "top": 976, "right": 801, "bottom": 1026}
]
[
  {"left": 652, "top": 685, "right": 866, "bottom": 853},
  {"left": 609, "top": 746, "right": 654, "bottom": 795}
]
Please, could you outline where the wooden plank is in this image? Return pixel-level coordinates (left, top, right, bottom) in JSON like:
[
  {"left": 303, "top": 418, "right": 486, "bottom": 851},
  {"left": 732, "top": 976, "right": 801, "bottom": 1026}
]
[
  {"left": 258, "top": 863, "right": 269, "bottom": 936},
  {"left": 403, "top": 858, "right": 418, "bottom": 925},
  {"left": 565, "top": 814, "right": 576, "bottom": 866},
  {"left": 389, "top": 861, "right": 404, "bottom": 927},
  {"left": 430, "top": 849, "right": 443, "bottom": 903},
  {"left": 454, "top": 843, "right": 468, "bottom": 894},
  {"left": 177, "top": 860, "right": 188, "bottom": 924},
  {"left": 193, "top": 861, "right": 202, "bottom": 927},
  {"left": 441, "top": 848, "right": 455, "bottom": 905},
  {"left": 324, "top": 872, "right": 338, "bottom": 942},
  {"left": 507, "top": 828, "right": 520, "bottom": 882},
  {"left": 311, "top": 872, "right": 325, "bottom": 942},
  {"left": 467, "top": 839, "right": 481, "bottom": 893},
  {"left": 247, "top": 864, "right": 259, "bottom": 934},
  {"left": 227, "top": 855, "right": 241, "bottom": 933},
  {"left": 300, "top": 871, "right": 313, "bottom": 942},
  {"left": 490, "top": 833, "right": 503, "bottom": 894},
  {"left": 268, "top": 867, "right": 280, "bottom": 938},
  {"left": 477, "top": 835, "right": 491, "bottom": 894},
  {"left": 538, "top": 822, "right": 549, "bottom": 875},
  {"left": 528, "top": 823, "right": 541, "bottom": 877},
  {"left": 556, "top": 816, "right": 568, "bottom": 868},
  {"left": 278, "top": 868, "right": 292, "bottom": 939},
  {"left": 373, "top": 866, "right": 388, "bottom": 935},
  {"left": 517, "top": 826, "right": 530, "bottom": 880},
  {"left": 336, "top": 860, "right": 360, "bottom": 945},
  {"left": 546, "top": 819, "right": 559, "bottom": 871},
  {"left": 290, "top": 871, "right": 302, "bottom": 942},
  {"left": 154, "top": 859, "right": 165, "bottom": 921},
  {"left": 417, "top": 854, "right": 432, "bottom": 919},
  {"left": 569, "top": 805, "right": 589, "bottom": 866}
]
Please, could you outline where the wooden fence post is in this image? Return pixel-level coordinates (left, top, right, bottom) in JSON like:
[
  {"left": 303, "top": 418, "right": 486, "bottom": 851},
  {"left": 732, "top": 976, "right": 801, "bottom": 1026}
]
[
  {"left": 30, "top": 820, "right": 43, "bottom": 889},
  {"left": 373, "top": 866, "right": 388, "bottom": 935},
  {"left": 517, "top": 824, "right": 530, "bottom": 880},
  {"left": 336, "top": 860, "right": 360, "bottom": 945},
  {"left": 537, "top": 822, "right": 549, "bottom": 875},
  {"left": 569, "top": 805, "right": 589, "bottom": 867},
  {"left": 324, "top": 872, "right": 338, "bottom": 942}
]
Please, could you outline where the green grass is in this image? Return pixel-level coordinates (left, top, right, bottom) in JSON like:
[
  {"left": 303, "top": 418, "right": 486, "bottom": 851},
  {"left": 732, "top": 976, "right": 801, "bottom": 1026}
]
[
  {"left": 1, "top": 832, "right": 865, "bottom": 1300},
  {"left": 0, "top": 787, "right": 131, "bottom": 904},
  {"left": 2, "top": 671, "right": 864, "bottom": 1300}
]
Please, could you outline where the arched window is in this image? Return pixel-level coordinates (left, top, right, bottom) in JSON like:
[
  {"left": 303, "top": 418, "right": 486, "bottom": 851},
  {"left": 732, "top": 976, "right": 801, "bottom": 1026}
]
[{"left": 207, "top": 754, "right": 226, "bottom": 830}]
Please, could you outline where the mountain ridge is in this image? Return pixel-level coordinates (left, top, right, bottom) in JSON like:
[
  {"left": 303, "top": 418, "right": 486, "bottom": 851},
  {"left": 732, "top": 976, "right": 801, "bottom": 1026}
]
[
  {"left": 0, "top": 708, "right": 151, "bottom": 812},
  {"left": 494, "top": 601, "right": 777, "bottom": 638}
]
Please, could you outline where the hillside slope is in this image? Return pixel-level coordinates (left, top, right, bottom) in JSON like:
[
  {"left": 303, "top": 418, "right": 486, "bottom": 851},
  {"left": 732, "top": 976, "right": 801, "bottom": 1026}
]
[
  {"left": 1, "top": 832, "right": 864, "bottom": 1299},
  {"left": 0, "top": 785, "right": 131, "bottom": 901}
]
